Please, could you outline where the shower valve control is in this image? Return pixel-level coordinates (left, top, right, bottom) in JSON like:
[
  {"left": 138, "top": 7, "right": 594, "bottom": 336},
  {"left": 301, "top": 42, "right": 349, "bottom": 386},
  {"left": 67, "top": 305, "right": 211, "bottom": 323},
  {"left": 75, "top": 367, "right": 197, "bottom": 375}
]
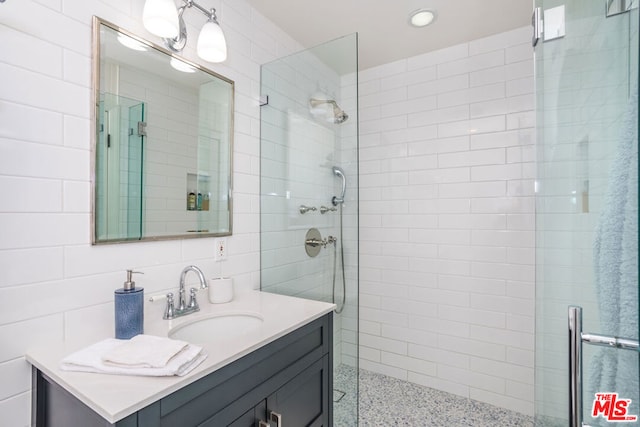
[
  {"left": 306, "top": 236, "right": 336, "bottom": 248},
  {"left": 304, "top": 228, "right": 337, "bottom": 257},
  {"left": 299, "top": 205, "right": 317, "bottom": 214},
  {"left": 320, "top": 205, "right": 337, "bottom": 214},
  {"left": 305, "top": 237, "right": 329, "bottom": 248}
]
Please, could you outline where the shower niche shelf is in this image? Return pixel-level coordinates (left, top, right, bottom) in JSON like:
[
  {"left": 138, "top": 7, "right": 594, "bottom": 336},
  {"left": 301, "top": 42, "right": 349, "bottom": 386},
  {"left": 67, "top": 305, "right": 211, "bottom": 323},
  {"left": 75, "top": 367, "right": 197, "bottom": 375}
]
[{"left": 186, "top": 173, "right": 211, "bottom": 211}]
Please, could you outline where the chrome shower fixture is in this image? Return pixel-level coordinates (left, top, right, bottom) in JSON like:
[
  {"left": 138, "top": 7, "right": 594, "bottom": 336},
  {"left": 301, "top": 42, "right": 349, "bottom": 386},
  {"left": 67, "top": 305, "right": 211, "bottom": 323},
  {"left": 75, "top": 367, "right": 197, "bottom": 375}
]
[
  {"left": 332, "top": 166, "right": 346, "bottom": 206},
  {"left": 309, "top": 98, "right": 349, "bottom": 124},
  {"left": 320, "top": 205, "right": 337, "bottom": 214},
  {"left": 299, "top": 205, "right": 317, "bottom": 214}
]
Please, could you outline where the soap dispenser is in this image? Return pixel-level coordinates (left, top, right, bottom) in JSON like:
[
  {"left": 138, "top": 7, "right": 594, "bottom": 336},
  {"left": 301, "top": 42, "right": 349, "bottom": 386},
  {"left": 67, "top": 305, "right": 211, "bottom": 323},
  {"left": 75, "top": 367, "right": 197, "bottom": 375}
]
[{"left": 115, "top": 270, "right": 144, "bottom": 339}]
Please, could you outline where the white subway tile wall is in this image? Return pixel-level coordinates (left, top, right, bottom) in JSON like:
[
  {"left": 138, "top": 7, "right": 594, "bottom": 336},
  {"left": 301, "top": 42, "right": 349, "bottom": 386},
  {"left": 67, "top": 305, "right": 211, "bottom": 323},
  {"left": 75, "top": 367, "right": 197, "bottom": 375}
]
[
  {"left": 0, "top": 0, "right": 301, "bottom": 424},
  {"left": 358, "top": 27, "right": 535, "bottom": 416}
]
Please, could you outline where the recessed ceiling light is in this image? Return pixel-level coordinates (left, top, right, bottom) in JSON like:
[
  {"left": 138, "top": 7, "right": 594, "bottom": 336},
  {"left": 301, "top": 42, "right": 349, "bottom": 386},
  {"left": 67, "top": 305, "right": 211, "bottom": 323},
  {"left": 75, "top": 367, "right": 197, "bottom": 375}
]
[{"left": 409, "top": 9, "right": 436, "bottom": 28}]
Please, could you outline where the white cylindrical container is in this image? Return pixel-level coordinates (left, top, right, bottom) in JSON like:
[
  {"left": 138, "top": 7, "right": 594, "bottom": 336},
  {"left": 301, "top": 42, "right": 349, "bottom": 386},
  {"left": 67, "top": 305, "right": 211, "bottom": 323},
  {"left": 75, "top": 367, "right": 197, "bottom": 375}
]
[{"left": 208, "top": 277, "right": 233, "bottom": 303}]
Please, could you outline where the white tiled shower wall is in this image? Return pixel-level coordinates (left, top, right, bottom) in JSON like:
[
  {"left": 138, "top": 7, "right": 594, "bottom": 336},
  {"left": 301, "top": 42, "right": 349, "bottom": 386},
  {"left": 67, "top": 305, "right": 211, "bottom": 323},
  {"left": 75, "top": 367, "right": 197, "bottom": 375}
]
[
  {"left": 357, "top": 27, "right": 536, "bottom": 415},
  {"left": 0, "top": 1, "right": 300, "bottom": 425},
  {"left": 260, "top": 45, "right": 358, "bottom": 370}
]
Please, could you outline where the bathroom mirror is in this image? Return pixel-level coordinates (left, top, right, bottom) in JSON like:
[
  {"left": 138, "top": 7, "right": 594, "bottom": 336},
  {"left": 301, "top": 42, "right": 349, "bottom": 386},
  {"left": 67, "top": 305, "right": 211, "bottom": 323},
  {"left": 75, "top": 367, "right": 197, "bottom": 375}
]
[{"left": 91, "top": 17, "right": 233, "bottom": 244}]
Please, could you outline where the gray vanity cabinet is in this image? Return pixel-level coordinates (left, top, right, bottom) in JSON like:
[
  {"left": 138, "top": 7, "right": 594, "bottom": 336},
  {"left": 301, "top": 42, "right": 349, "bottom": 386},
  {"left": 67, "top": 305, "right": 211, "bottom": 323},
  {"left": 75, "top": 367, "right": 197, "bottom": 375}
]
[
  {"left": 222, "top": 355, "right": 329, "bottom": 427},
  {"left": 33, "top": 314, "right": 332, "bottom": 427}
]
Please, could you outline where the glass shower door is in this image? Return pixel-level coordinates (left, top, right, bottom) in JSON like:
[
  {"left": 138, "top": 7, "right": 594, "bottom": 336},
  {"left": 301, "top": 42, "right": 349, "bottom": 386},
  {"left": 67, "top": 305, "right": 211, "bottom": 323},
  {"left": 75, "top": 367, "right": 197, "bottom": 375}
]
[
  {"left": 96, "top": 93, "right": 145, "bottom": 241},
  {"left": 259, "top": 34, "right": 359, "bottom": 426},
  {"left": 534, "top": 1, "right": 639, "bottom": 426}
]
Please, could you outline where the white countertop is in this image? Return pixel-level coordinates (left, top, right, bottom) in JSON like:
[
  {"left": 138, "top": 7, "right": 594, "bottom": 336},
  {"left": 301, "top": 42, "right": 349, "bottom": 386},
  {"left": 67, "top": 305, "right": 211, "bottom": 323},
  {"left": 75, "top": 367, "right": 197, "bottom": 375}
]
[{"left": 26, "top": 290, "right": 335, "bottom": 424}]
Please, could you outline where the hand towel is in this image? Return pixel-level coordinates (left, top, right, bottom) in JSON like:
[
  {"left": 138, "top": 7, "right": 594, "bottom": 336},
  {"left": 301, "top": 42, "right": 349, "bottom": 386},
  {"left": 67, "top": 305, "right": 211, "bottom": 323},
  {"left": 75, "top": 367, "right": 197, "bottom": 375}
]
[
  {"left": 60, "top": 338, "right": 206, "bottom": 377},
  {"left": 102, "top": 334, "right": 188, "bottom": 369}
]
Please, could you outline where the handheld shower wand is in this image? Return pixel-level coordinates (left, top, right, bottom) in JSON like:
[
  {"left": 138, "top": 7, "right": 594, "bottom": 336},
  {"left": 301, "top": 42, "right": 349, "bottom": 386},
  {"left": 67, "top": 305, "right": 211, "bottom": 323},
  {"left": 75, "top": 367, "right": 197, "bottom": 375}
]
[
  {"left": 330, "top": 165, "right": 347, "bottom": 314},
  {"left": 332, "top": 166, "right": 346, "bottom": 206}
]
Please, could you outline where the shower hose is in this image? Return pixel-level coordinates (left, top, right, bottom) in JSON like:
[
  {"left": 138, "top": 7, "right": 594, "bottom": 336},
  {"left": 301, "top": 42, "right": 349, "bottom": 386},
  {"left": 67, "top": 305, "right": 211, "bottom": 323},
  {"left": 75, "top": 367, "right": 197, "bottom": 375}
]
[{"left": 332, "top": 203, "right": 346, "bottom": 314}]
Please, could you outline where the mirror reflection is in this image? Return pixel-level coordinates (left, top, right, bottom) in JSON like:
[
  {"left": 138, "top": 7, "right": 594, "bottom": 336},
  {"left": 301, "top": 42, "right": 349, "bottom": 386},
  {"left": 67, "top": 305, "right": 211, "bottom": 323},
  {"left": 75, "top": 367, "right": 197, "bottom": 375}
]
[{"left": 92, "top": 17, "right": 233, "bottom": 244}]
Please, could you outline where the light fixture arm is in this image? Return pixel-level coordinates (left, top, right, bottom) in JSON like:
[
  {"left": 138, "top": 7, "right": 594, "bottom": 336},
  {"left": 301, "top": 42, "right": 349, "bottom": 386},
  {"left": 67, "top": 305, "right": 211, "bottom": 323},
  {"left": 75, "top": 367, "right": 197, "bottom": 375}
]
[
  {"left": 183, "top": 0, "right": 218, "bottom": 22},
  {"left": 145, "top": 0, "right": 227, "bottom": 62},
  {"left": 162, "top": 0, "right": 220, "bottom": 53}
]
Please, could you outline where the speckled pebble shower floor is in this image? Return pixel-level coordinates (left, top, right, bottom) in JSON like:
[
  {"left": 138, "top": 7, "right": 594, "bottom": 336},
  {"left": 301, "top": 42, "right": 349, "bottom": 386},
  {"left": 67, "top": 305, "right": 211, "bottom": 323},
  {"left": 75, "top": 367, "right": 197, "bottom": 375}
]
[{"left": 334, "top": 365, "right": 534, "bottom": 427}]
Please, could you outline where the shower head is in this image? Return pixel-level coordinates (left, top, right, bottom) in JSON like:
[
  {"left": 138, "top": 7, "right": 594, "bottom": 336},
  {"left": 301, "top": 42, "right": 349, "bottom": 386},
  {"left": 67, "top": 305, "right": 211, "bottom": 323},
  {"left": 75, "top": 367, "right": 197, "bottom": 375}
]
[
  {"left": 309, "top": 98, "right": 349, "bottom": 124},
  {"left": 333, "top": 108, "right": 349, "bottom": 124}
]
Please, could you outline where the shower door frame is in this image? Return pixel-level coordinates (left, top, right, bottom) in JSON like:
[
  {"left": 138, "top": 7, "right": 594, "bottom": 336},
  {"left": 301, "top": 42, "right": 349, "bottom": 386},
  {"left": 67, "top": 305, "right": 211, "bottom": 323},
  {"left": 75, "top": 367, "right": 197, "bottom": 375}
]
[
  {"left": 258, "top": 33, "right": 360, "bottom": 427},
  {"left": 533, "top": 1, "right": 639, "bottom": 426}
]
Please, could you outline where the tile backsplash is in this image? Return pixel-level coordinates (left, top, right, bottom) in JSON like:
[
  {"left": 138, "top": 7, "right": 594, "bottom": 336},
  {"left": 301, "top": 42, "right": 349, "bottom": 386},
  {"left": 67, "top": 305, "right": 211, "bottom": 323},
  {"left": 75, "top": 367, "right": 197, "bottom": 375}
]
[{"left": 0, "top": 0, "right": 298, "bottom": 423}]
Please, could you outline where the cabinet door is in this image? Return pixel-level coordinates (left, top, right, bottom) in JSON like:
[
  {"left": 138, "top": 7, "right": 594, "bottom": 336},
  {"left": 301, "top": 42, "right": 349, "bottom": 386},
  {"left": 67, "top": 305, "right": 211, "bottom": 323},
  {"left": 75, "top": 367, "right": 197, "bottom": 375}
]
[
  {"left": 267, "top": 355, "right": 330, "bottom": 427},
  {"left": 199, "top": 398, "right": 267, "bottom": 427},
  {"left": 229, "top": 400, "right": 267, "bottom": 427}
]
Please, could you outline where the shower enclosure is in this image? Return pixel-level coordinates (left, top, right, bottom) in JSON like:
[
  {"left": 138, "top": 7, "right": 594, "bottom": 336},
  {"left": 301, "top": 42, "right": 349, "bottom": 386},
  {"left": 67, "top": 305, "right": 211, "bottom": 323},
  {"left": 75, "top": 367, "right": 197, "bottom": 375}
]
[
  {"left": 95, "top": 93, "right": 145, "bottom": 241},
  {"left": 534, "top": 1, "right": 638, "bottom": 426},
  {"left": 260, "top": 34, "right": 359, "bottom": 425}
]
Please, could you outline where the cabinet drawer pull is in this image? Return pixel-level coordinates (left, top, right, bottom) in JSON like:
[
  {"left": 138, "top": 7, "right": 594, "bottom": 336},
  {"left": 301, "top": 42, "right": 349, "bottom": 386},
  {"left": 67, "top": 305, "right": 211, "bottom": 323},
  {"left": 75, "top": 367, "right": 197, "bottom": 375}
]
[{"left": 270, "top": 411, "right": 282, "bottom": 427}]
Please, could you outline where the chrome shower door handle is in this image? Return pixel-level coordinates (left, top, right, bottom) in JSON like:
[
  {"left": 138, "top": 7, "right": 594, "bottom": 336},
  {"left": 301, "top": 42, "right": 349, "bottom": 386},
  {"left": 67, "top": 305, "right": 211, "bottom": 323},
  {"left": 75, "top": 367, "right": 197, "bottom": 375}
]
[
  {"left": 568, "top": 306, "right": 639, "bottom": 427},
  {"left": 568, "top": 306, "right": 584, "bottom": 427}
]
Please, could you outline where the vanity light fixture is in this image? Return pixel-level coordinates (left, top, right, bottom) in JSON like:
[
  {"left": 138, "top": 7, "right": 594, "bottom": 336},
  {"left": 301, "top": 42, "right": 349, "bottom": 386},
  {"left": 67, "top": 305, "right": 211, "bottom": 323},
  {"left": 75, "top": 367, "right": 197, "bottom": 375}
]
[
  {"left": 142, "top": 0, "right": 179, "bottom": 37},
  {"left": 409, "top": 9, "right": 436, "bottom": 27},
  {"left": 142, "top": 0, "right": 228, "bottom": 63}
]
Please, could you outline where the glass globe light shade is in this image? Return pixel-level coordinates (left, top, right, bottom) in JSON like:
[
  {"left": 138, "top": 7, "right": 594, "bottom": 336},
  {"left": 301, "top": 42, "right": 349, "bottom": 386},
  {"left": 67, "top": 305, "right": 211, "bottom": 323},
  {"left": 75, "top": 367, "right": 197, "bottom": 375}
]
[
  {"left": 143, "top": 0, "right": 179, "bottom": 38},
  {"left": 197, "top": 20, "right": 227, "bottom": 63}
]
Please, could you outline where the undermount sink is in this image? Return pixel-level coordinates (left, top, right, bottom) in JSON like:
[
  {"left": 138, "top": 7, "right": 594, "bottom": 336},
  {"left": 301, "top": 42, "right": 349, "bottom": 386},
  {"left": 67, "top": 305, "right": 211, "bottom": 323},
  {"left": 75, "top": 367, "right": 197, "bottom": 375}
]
[{"left": 169, "top": 312, "right": 264, "bottom": 343}]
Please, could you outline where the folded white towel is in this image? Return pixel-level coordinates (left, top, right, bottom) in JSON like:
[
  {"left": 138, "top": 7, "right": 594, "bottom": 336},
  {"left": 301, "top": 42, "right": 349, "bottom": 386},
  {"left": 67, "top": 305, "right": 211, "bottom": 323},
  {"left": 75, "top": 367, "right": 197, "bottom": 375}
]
[
  {"left": 102, "top": 335, "right": 188, "bottom": 369},
  {"left": 60, "top": 338, "right": 206, "bottom": 377}
]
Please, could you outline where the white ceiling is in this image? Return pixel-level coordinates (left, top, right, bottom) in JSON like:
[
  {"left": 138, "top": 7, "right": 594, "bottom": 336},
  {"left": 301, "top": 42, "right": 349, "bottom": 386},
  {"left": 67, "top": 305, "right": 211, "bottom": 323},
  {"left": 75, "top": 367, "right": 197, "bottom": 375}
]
[{"left": 247, "top": 0, "right": 533, "bottom": 70}]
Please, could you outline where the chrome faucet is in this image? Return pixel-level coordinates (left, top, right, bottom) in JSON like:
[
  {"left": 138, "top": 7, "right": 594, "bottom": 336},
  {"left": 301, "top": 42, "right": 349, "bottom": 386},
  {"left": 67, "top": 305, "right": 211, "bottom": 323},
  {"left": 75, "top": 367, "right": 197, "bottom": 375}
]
[{"left": 163, "top": 265, "right": 208, "bottom": 320}]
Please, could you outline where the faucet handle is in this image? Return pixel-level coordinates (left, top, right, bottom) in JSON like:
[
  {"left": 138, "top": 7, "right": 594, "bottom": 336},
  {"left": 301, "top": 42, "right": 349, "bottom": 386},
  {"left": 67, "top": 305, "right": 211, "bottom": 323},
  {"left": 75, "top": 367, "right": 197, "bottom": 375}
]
[
  {"left": 188, "top": 287, "right": 200, "bottom": 312},
  {"left": 299, "top": 205, "right": 317, "bottom": 214},
  {"left": 163, "top": 292, "right": 175, "bottom": 320},
  {"left": 320, "top": 205, "right": 337, "bottom": 214}
]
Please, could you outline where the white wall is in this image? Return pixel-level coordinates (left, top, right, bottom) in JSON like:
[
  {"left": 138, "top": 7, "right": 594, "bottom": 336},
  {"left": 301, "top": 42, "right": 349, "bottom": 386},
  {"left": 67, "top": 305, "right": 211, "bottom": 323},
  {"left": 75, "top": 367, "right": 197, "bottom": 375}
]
[
  {"left": 357, "top": 27, "right": 536, "bottom": 415},
  {"left": 0, "top": 1, "right": 300, "bottom": 425}
]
